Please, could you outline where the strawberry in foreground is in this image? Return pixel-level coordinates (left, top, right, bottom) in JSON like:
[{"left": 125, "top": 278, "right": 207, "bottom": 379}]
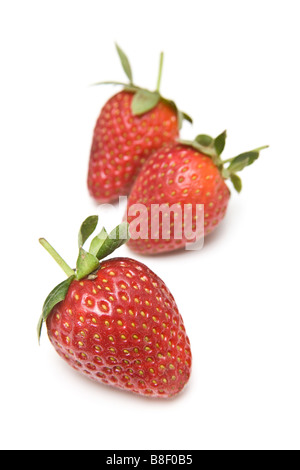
[
  {"left": 38, "top": 216, "right": 192, "bottom": 398},
  {"left": 125, "top": 131, "right": 268, "bottom": 254},
  {"left": 87, "top": 44, "right": 192, "bottom": 203}
]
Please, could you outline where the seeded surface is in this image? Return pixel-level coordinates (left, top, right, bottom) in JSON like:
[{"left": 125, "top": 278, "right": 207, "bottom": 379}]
[
  {"left": 88, "top": 91, "right": 179, "bottom": 203},
  {"left": 126, "top": 144, "right": 231, "bottom": 254},
  {"left": 46, "top": 257, "right": 192, "bottom": 397}
]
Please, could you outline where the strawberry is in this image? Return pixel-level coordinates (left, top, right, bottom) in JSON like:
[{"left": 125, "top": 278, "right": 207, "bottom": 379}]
[
  {"left": 38, "top": 216, "right": 192, "bottom": 398},
  {"left": 125, "top": 131, "right": 268, "bottom": 254},
  {"left": 87, "top": 44, "right": 192, "bottom": 203}
]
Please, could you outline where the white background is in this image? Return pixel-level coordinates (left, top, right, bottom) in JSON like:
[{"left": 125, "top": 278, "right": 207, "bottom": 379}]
[{"left": 1, "top": 0, "right": 299, "bottom": 451}]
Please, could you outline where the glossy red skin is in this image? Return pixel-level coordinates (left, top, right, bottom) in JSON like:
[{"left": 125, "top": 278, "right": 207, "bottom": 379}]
[
  {"left": 125, "top": 144, "right": 231, "bottom": 254},
  {"left": 87, "top": 91, "right": 179, "bottom": 203},
  {"left": 46, "top": 257, "right": 192, "bottom": 398}
]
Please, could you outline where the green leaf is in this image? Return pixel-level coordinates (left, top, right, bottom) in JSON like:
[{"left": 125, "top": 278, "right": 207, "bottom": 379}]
[
  {"left": 78, "top": 215, "right": 98, "bottom": 248},
  {"left": 37, "top": 275, "right": 75, "bottom": 342},
  {"left": 214, "top": 130, "right": 227, "bottom": 156},
  {"left": 91, "top": 80, "right": 137, "bottom": 90},
  {"left": 230, "top": 173, "right": 242, "bottom": 193},
  {"left": 179, "top": 139, "right": 217, "bottom": 159},
  {"left": 131, "top": 90, "right": 160, "bottom": 115},
  {"left": 95, "top": 222, "right": 130, "bottom": 261},
  {"left": 177, "top": 109, "right": 193, "bottom": 129},
  {"left": 195, "top": 134, "right": 214, "bottom": 147},
  {"left": 228, "top": 151, "right": 259, "bottom": 173},
  {"left": 89, "top": 227, "right": 109, "bottom": 257},
  {"left": 76, "top": 248, "right": 99, "bottom": 281},
  {"left": 181, "top": 111, "right": 193, "bottom": 124},
  {"left": 115, "top": 43, "right": 133, "bottom": 83}
]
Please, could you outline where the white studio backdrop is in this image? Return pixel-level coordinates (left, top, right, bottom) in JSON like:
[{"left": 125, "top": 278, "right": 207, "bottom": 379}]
[{"left": 0, "top": 0, "right": 299, "bottom": 450}]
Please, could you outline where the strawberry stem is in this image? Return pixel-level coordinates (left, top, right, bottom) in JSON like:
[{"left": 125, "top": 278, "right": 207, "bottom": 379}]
[
  {"left": 156, "top": 52, "right": 164, "bottom": 93},
  {"left": 39, "top": 238, "right": 75, "bottom": 277}
]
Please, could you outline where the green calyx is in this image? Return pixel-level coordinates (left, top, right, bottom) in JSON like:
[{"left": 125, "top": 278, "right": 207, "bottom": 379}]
[
  {"left": 92, "top": 43, "right": 193, "bottom": 128},
  {"left": 37, "top": 216, "right": 130, "bottom": 342},
  {"left": 179, "top": 131, "right": 269, "bottom": 192}
]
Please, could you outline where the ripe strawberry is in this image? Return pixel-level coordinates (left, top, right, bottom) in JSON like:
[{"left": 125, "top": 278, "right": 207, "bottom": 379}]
[
  {"left": 38, "top": 216, "right": 192, "bottom": 398},
  {"left": 87, "top": 44, "right": 192, "bottom": 203},
  {"left": 125, "top": 131, "right": 268, "bottom": 254}
]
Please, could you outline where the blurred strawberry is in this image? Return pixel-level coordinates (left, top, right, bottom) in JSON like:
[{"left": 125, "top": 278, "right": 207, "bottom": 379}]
[
  {"left": 88, "top": 44, "right": 192, "bottom": 203},
  {"left": 125, "top": 131, "right": 268, "bottom": 254}
]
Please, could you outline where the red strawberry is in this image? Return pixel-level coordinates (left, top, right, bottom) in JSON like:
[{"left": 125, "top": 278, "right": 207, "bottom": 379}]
[
  {"left": 125, "top": 132, "right": 268, "bottom": 254},
  {"left": 38, "top": 216, "right": 192, "bottom": 398},
  {"left": 87, "top": 44, "right": 192, "bottom": 203}
]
